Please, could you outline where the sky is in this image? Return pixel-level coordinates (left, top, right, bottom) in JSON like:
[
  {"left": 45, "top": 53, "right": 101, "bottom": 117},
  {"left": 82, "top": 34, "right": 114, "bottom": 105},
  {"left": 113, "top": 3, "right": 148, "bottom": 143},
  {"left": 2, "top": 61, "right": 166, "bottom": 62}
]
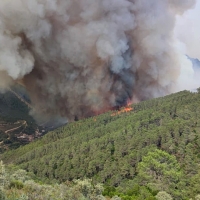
[
  {"left": 175, "top": 0, "right": 200, "bottom": 90},
  {"left": 175, "top": 0, "right": 200, "bottom": 60}
]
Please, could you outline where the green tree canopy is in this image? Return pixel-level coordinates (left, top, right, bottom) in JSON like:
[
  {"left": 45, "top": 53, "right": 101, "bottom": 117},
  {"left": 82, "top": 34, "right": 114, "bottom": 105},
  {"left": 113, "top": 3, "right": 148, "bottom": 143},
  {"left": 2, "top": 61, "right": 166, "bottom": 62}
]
[{"left": 137, "top": 149, "right": 184, "bottom": 198}]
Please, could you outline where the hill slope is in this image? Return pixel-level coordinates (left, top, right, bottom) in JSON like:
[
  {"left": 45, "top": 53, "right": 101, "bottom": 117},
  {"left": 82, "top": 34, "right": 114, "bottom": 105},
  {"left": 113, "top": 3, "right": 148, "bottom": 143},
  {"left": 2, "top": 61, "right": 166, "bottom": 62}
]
[
  {"left": 1, "top": 89, "right": 200, "bottom": 199},
  {"left": 0, "top": 86, "right": 44, "bottom": 151}
]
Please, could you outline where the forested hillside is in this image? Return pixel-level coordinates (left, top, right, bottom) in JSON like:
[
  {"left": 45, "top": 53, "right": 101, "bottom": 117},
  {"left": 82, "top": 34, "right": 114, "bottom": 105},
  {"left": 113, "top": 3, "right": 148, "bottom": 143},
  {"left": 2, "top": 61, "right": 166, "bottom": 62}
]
[{"left": 1, "top": 89, "right": 200, "bottom": 199}]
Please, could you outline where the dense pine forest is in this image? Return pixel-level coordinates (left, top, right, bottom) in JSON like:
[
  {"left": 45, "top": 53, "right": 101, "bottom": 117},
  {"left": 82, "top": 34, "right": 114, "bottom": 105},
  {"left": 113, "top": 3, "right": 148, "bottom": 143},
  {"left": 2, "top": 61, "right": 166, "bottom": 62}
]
[{"left": 1, "top": 89, "right": 200, "bottom": 199}]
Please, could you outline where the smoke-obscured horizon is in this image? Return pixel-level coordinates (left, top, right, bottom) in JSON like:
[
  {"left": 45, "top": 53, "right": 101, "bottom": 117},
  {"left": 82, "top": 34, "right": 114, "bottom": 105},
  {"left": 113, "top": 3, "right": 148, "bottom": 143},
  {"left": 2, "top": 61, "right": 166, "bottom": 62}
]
[{"left": 0, "top": 0, "right": 199, "bottom": 122}]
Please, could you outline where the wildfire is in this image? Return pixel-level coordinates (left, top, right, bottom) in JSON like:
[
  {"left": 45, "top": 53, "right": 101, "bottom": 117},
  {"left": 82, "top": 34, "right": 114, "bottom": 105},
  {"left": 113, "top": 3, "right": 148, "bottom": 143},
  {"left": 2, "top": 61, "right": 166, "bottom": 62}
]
[
  {"left": 111, "top": 103, "right": 133, "bottom": 116},
  {"left": 91, "top": 102, "right": 133, "bottom": 122}
]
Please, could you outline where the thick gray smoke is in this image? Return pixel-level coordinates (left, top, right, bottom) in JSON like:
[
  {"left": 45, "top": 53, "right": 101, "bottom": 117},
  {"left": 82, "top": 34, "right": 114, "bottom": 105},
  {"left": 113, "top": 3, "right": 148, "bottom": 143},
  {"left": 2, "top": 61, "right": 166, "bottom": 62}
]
[{"left": 0, "top": 0, "right": 198, "bottom": 121}]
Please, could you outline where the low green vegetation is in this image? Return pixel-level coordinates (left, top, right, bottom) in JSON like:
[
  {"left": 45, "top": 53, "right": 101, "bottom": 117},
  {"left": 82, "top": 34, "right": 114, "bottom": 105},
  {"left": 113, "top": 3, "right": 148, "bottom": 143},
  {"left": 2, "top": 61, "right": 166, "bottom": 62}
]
[
  {"left": 0, "top": 161, "right": 110, "bottom": 200},
  {"left": 1, "top": 89, "right": 200, "bottom": 199}
]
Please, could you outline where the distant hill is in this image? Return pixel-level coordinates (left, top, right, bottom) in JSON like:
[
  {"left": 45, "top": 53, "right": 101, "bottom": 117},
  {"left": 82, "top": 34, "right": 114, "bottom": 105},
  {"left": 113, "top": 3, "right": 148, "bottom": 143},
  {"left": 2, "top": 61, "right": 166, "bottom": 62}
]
[
  {"left": 0, "top": 85, "right": 46, "bottom": 152},
  {"left": 0, "top": 87, "right": 31, "bottom": 122},
  {"left": 191, "top": 57, "right": 200, "bottom": 69},
  {"left": 1, "top": 88, "right": 200, "bottom": 199},
  {"left": 188, "top": 56, "right": 200, "bottom": 70}
]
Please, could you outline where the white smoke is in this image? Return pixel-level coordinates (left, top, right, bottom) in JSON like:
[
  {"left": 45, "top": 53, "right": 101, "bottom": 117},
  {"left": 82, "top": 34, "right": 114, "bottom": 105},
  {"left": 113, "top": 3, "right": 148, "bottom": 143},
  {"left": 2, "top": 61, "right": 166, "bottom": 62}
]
[
  {"left": 174, "top": 0, "right": 200, "bottom": 90},
  {"left": 175, "top": 0, "right": 200, "bottom": 59},
  {"left": 0, "top": 0, "right": 198, "bottom": 121}
]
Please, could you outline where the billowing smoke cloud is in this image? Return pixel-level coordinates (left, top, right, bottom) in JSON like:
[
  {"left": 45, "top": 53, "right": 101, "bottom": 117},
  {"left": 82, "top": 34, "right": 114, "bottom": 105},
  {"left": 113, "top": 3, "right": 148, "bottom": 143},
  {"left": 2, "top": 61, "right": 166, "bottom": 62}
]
[{"left": 0, "top": 0, "right": 198, "bottom": 121}]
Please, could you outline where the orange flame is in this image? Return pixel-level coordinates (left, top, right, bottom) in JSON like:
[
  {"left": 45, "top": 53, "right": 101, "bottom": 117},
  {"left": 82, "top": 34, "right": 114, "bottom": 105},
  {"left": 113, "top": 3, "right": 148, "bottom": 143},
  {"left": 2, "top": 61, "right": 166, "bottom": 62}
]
[{"left": 111, "top": 102, "right": 133, "bottom": 116}]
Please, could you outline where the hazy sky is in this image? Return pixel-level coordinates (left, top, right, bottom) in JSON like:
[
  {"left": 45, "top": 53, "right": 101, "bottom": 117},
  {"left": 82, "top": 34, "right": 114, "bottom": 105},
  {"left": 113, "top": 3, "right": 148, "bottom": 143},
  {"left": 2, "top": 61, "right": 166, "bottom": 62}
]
[{"left": 175, "top": 0, "right": 200, "bottom": 60}]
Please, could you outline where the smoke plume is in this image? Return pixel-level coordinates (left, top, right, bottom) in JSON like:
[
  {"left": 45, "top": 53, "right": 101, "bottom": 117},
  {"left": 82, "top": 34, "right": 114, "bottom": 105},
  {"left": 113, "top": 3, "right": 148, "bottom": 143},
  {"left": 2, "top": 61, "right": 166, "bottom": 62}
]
[{"left": 0, "top": 0, "right": 198, "bottom": 121}]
